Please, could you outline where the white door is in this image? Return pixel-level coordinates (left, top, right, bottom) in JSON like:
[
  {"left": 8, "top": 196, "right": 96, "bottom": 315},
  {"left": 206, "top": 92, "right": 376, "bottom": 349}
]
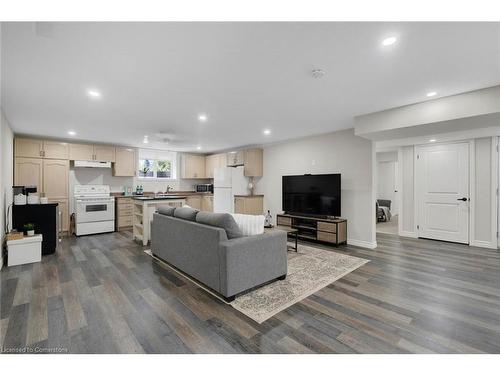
[{"left": 416, "top": 143, "right": 469, "bottom": 244}]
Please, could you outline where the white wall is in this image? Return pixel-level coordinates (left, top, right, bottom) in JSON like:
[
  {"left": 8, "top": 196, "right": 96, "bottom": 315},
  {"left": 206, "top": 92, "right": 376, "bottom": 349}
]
[
  {"left": 1, "top": 109, "right": 14, "bottom": 269},
  {"left": 257, "top": 128, "right": 376, "bottom": 248},
  {"left": 355, "top": 85, "right": 500, "bottom": 137},
  {"left": 398, "top": 138, "right": 498, "bottom": 248},
  {"left": 472, "top": 137, "right": 498, "bottom": 248},
  {"left": 399, "top": 146, "right": 416, "bottom": 236}
]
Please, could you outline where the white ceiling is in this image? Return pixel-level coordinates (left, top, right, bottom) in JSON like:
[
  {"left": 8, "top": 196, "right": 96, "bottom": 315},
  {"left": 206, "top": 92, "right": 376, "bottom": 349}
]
[{"left": 2, "top": 22, "right": 500, "bottom": 152}]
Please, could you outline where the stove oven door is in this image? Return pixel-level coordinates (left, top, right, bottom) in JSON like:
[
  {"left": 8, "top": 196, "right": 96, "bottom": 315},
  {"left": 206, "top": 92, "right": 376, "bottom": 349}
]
[{"left": 76, "top": 199, "right": 115, "bottom": 223}]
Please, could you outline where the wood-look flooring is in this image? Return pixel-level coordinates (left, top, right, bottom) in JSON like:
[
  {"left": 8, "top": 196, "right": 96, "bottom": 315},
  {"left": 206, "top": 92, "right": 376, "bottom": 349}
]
[{"left": 1, "top": 231, "right": 500, "bottom": 353}]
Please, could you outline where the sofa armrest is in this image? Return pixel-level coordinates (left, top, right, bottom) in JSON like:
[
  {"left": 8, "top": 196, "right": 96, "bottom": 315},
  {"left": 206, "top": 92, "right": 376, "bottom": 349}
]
[{"left": 218, "top": 231, "right": 287, "bottom": 297}]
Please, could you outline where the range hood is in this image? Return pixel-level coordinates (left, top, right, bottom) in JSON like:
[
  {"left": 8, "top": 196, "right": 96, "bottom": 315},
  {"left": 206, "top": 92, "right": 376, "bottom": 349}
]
[{"left": 74, "top": 160, "right": 112, "bottom": 168}]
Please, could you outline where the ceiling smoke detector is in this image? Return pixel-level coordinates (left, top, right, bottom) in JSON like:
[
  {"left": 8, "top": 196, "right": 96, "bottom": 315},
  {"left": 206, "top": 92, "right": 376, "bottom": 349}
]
[{"left": 311, "top": 69, "right": 325, "bottom": 79}]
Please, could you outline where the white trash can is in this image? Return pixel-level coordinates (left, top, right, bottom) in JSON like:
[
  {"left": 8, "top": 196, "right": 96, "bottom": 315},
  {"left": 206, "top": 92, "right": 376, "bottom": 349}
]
[{"left": 7, "top": 234, "right": 43, "bottom": 267}]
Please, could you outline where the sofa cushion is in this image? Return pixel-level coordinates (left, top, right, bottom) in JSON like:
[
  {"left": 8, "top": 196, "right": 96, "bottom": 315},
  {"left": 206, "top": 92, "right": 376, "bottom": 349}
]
[
  {"left": 157, "top": 205, "right": 176, "bottom": 216},
  {"left": 174, "top": 206, "right": 199, "bottom": 221},
  {"left": 196, "top": 211, "right": 243, "bottom": 239},
  {"left": 231, "top": 213, "right": 265, "bottom": 236}
]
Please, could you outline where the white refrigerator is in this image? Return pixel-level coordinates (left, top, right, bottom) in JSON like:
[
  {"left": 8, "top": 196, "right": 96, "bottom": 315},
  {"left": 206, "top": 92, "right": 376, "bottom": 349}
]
[{"left": 213, "top": 166, "right": 248, "bottom": 213}]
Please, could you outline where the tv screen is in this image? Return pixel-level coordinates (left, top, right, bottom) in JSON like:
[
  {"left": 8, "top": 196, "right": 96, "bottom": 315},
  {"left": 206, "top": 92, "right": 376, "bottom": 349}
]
[{"left": 282, "top": 174, "right": 341, "bottom": 217}]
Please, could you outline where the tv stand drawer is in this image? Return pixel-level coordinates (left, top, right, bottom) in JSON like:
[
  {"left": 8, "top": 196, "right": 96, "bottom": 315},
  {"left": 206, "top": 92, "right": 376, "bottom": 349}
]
[
  {"left": 317, "top": 221, "right": 336, "bottom": 233},
  {"left": 277, "top": 216, "right": 292, "bottom": 227},
  {"left": 317, "top": 231, "right": 337, "bottom": 243}
]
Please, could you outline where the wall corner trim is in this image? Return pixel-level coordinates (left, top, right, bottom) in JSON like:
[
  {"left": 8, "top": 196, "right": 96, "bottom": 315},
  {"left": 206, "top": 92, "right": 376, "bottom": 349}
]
[{"left": 347, "top": 239, "right": 377, "bottom": 249}]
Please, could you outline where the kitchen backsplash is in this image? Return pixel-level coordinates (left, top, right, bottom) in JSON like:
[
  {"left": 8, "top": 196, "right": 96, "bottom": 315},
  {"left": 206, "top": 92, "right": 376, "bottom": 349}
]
[{"left": 69, "top": 166, "right": 211, "bottom": 213}]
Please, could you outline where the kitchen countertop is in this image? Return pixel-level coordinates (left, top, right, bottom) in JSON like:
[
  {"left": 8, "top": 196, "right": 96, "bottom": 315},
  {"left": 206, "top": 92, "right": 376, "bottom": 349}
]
[
  {"left": 233, "top": 194, "right": 264, "bottom": 197},
  {"left": 132, "top": 195, "right": 188, "bottom": 201},
  {"left": 113, "top": 191, "right": 213, "bottom": 199}
]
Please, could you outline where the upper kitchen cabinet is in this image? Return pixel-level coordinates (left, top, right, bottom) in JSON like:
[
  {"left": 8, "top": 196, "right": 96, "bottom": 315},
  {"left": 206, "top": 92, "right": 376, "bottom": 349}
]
[
  {"left": 243, "top": 148, "right": 263, "bottom": 177},
  {"left": 225, "top": 148, "right": 263, "bottom": 177},
  {"left": 15, "top": 138, "right": 69, "bottom": 159},
  {"left": 181, "top": 154, "right": 206, "bottom": 179},
  {"left": 15, "top": 138, "right": 44, "bottom": 158},
  {"left": 226, "top": 150, "right": 245, "bottom": 167},
  {"left": 69, "top": 143, "right": 115, "bottom": 162},
  {"left": 113, "top": 147, "right": 136, "bottom": 177},
  {"left": 69, "top": 143, "right": 94, "bottom": 161},
  {"left": 205, "top": 153, "right": 226, "bottom": 178},
  {"left": 14, "top": 157, "right": 43, "bottom": 190},
  {"left": 43, "top": 159, "right": 69, "bottom": 199},
  {"left": 43, "top": 140, "right": 69, "bottom": 159},
  {"left": 94, "top": 145, "right": 115, "bottom": 162}
]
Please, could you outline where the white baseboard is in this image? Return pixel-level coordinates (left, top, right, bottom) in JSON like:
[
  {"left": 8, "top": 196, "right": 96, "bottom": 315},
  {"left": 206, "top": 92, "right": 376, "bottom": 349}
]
[
  {"left": 347, "top": 238, "right": 377, "bottom": 249},
  {"left": 470, "top": 240, "right": 497, "bottom": 249},
  {"left": 398, "top": 230, "right": 418, "bottom": 238}
]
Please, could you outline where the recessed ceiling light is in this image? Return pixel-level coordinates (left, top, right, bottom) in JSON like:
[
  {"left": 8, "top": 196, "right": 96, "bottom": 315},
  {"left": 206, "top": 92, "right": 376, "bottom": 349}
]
[
  {"left": 143, "top": 135, "right": 149, "bottom": 144},
  {"left": 429, "top": 139, "right": 436, "bottom": 143},
  {"left": 87, "top": 89, "right": 101, "bottom": 99},
  {"left": 198, "top": 114, "right": 208, "bottom": 122},
  {"left": 426, "top": 91, "right": 437, "bottom": 97},
  {"left": 381, "top": 36, "right": 397, "bottom": 46},
  {"left": 196, "top": 146, "right": 202, "bottom": 150},
  {"left": 263, "top": 129, "right": 271, "bottom": 135},
  {"left": 67, "top": 130, "right": 76, "bottom": 136}
]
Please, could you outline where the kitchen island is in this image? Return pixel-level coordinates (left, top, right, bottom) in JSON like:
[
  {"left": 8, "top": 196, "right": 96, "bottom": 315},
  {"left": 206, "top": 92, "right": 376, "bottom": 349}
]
[{"left": 132, "top": 195, "right": 187, "bottom": 245}]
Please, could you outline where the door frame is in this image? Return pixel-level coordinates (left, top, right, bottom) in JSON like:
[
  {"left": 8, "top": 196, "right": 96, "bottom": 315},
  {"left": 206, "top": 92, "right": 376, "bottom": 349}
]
[{"left": 414, "top": 140, "right": 474, "bottom": 244}]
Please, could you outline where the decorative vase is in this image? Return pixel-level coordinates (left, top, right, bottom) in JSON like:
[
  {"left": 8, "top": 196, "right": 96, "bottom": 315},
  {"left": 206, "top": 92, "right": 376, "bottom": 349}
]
[{"left": 27, "top": 230, "right": 35, "bottom": 236}]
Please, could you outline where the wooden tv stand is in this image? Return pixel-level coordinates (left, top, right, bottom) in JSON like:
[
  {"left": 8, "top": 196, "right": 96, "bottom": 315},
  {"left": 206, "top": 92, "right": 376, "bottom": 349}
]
[{"left": 276, "top": 213, "right": 347, "bottom": 247}]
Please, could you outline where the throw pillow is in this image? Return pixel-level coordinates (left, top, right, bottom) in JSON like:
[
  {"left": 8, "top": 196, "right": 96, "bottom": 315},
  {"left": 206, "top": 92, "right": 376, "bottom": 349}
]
[
  {"left": 157, "top": 205, "right": 176, "bottom": 216},
  {"left": 174, "top": 206, "right": 199, "bottom": 222},
  {"left": 196, "top": 211, "right": 243, "bottom": 239},
  {"left": 230, "top": 213, "right": 265, "bottom": 236}
]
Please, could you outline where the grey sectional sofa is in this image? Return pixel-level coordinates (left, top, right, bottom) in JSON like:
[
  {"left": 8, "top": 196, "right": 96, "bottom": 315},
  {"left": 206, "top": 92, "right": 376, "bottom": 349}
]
[{"left": 150, "top": 207, "right": 287, "bottom": 301}]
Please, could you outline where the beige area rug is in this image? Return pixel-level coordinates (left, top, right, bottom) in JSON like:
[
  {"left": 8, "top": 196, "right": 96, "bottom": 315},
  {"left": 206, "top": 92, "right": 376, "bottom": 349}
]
[{"left": 144, "top": 244, "right": 368, "bottom": 324}]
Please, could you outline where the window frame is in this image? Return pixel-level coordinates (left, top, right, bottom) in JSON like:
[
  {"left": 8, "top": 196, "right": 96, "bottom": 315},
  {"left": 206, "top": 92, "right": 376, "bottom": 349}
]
[{"left": 137, "top": 149, "right": 177, "bottom": 181}]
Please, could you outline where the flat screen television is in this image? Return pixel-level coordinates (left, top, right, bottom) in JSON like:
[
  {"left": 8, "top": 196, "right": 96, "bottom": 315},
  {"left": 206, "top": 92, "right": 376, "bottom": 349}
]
[{"left": 282, "top": 174, "right": 341, "bottom": 217}]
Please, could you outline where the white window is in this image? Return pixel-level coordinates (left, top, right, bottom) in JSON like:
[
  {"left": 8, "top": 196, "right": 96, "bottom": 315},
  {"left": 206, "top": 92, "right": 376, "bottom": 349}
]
[{"left": 137, "top": 149, "right": 177, "bottom": 180}]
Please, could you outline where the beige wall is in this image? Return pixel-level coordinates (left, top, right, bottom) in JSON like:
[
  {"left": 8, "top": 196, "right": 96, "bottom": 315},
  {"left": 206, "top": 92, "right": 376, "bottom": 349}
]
[{"left": 257, "top": 128, "right": 376, "bottom": 248}]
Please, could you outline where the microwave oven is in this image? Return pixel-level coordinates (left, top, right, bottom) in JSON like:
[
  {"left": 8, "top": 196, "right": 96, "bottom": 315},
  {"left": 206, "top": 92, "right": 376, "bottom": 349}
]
[{"left": 195, "top": 184, "right": 213, "bottom": 193}]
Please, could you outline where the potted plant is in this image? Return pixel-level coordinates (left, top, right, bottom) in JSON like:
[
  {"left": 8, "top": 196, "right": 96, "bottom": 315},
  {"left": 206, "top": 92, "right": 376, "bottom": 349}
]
[
  {"left": 139, "top": 159, "right": 153, "bottom": 177},
  {"left": 155, "top": 160, "right": 171, "bottom": 178},
  {"left": 24, "top": 223, "right": 35, "bottom": 236}
]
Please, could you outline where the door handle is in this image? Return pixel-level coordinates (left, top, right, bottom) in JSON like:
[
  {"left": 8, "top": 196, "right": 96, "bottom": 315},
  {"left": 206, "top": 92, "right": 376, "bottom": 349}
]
[{"left": 457, "top": 197, "right": 468, "bottom": 201}]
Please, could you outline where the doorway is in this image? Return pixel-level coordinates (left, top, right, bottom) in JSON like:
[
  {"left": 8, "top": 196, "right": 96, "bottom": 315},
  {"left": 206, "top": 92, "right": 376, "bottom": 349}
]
[
  {"left": 415, "top": 142, "right": 470, "bottom": 244},
  {"left": 376, "top": 151, "right": 399, "bottom": 235}
]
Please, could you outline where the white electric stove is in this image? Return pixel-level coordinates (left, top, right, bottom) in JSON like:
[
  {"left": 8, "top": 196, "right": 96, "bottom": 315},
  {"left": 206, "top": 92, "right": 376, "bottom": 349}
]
[{"left": 74, "top": 185, "right": 115, "bottom": 236}]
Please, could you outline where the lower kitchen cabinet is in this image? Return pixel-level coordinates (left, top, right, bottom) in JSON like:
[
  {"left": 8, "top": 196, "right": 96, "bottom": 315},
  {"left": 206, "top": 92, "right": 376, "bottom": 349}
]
[
  {"left": 201, "top": 195, "right": 214, "bottom": 212},
  {"left": 185, "top": 195, "right": 202, "bottom": 210},
  {"left": 116, "top": 197, "right": 134, "bottom": 231},
  {"left": 234, "top": 195, "right": 264, "bottom": 215}
]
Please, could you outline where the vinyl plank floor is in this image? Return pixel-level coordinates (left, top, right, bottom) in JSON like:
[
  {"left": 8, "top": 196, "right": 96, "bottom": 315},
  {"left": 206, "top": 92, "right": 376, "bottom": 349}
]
[{"left": 1, "top": 231, "right": 500, "bottom": 353}]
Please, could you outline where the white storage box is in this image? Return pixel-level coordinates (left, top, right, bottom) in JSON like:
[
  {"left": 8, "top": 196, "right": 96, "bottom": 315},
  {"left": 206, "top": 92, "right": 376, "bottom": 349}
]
[{"left": 7, "top": 234, "right": 43, "bottom": 267}]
